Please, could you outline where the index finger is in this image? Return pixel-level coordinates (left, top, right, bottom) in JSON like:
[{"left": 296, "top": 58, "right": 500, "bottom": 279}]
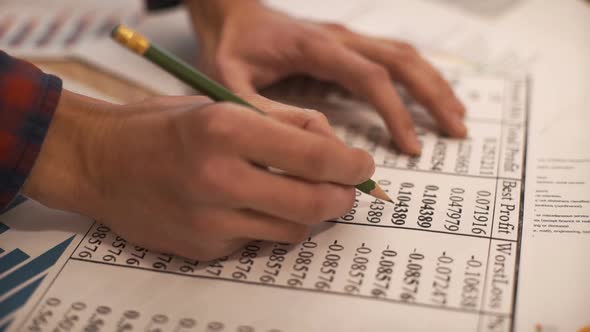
[
  {"left": 295, "top": 38, "right": 423, "bottom": 155},
  {"left": 210, "top": 104, "right": 375, "bottom": 185},
  {"left": 348, "top": 37, "right": 467, "bottom": 137}
]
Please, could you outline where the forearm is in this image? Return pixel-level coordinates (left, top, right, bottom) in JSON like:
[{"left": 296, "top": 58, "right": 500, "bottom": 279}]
[{"left": 23, "top": 91, "right": 114, "bottom": 215}]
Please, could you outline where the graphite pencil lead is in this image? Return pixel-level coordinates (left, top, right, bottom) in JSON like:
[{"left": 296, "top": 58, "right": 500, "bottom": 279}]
[{"left": 370, "top": 185, "right": 393, "bottom": 203}]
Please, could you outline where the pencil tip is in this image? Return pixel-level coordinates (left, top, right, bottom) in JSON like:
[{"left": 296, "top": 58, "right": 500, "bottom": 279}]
[{"left": 371, "top": 185, "right": 394, "bottom": 203}]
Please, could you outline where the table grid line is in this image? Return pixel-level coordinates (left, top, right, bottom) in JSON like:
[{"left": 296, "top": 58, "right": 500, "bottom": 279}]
[
  {"left": 477, "top": 80, "right": 510, "bottom": 332},
  {"left": 328, "top": 220, "right": 519, "bottom": 242},
  {"left": 375, "top": 163, "right": 522, "bottom": 182},
  {"left": 508, "top": 76, "right": 532, "bottom": 332}
]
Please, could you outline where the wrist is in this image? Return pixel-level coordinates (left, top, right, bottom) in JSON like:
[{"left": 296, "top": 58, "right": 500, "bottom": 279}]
[{"left": 22, "top": 90, "right": 116, "bottom": 215}]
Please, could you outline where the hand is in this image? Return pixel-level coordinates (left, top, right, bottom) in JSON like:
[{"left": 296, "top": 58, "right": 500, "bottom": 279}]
[
  {"left": 23, "top": 91, "right": 374, "bottom": 260},
  {"left": 187, "top": 0, "right": 467, "bottom": 155}
]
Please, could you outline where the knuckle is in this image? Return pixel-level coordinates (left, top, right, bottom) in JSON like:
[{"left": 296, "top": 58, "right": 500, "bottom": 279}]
[
  {"left": 365, "top": 64, "right": 390, "bottom": 83},
  {"left": 304, "top": 196, "right": 329, "bottom": 223},
  {"left": 302, "top": 143, "right": 330, "bottom": 178},
  {"left": 195, "top": 158, "right": 237, "bottom": 199},
  {"left": 197, "top": 158, "right": 221, "bottom": 186},
  {"left": 295, "top": 30, "right": 333, "bottom": 56},
  {"left": 202, "top": 104, "right": 241, "bottom": 140},
  {"left": 396, "top": 41, "right": 419, "bottom": 56},
  {"left": 309, "top": 110, "right": 330, "bottom": 125},
  {"left": 394, "top": 42, "right": 420, "bottom": 63},
  {"left": 304, "top": 110, "right": 332, "bottom": 133},
  {"left": 323, "top": 22, "right": 350, "bottom": 34}
]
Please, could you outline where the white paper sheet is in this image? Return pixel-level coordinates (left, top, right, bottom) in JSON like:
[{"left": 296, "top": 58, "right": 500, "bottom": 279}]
[
  {"left": 263, "top": 0, "right": 380, "bottom": 22},
  {"left": 71, "top": 8, "right": 196, "bottom": 96},
  {"left": 343, "top": 0, "right": 535, "bottom": 75},
  {"left": 2, "top": 64, "right": 530, "bottom": 332},
  {"left": 507, "top": 1, "right": 590, "bottom": 330},
  {"left": 0, "top": 0, "right": 142, "bottom": 58}
]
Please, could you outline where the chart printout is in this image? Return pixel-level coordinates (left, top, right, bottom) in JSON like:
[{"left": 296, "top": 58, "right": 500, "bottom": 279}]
[{"left": 3, "top": 69, "right": 529, "bottom": 332}]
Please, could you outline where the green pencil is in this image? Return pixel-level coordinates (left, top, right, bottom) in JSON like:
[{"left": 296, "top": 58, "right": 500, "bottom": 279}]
[{"left": 111, "top": 24, "right": 392, "bottom": 203}]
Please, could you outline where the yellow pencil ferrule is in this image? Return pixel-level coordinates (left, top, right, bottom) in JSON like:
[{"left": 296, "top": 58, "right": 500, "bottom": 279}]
[{"left": 112, "top": 24, "right": 150, "bottom": 55}]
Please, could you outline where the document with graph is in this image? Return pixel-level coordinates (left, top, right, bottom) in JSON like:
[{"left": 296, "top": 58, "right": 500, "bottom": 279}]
[{"left": 0, "top": 65, "right": 529, "bottom": 332}]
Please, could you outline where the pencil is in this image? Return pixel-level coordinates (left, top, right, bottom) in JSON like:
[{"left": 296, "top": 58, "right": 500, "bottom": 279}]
[{"left": 111, "top": 24, "right": 393, "bottom": 203}]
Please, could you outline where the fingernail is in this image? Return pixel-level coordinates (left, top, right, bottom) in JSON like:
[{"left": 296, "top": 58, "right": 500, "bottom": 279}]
[
  {"left": 456, "top": 100, "right": 467, "bottom": 118},
  {"left": 406, "top": 128, "right": 422, "bottom": 155},
  {"left": 455, "top": 121, "right": 468, "bottom": 138},
  {"left": 364, "top": 156, "right": 376, "bottom": 179},
  {"left": 355, "top": 149, "right": 376, "bottom": 183},
  {"left": 451, "top": 113, "right": 468, "bottom": 138}
]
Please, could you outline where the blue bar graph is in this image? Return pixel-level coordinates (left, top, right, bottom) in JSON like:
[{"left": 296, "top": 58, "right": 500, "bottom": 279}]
[
  {"left": 0, "top": 249, "right": 30, "bottom": 274},
  {"left": 0, "top": 275, "right": 45, "bottom": 321},
  {"left": 0, "top": 235, "right": 74, "bottom": 297},
  {"left": 0, "top": 223, "right": 8, "bottom": 235},
  {"left": 1, "top": 195, "right": 27, "bottom": 214}
]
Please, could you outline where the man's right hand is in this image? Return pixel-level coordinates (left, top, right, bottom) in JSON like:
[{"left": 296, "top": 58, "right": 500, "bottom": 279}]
[{"left": 23, "top": 91, "right": 375, "bottom": 260}]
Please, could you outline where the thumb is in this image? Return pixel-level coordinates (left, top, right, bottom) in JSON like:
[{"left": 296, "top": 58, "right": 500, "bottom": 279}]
[{"left": 217, "top": 61, "right": 257, "bottom": 94}]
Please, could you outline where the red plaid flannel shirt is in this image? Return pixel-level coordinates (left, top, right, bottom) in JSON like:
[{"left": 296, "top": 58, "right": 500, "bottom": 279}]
[{"left": 0, "top": 50, "right": 62, "bottom": 211}]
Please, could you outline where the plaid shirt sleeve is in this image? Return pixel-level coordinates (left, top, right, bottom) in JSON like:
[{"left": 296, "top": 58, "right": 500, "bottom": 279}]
[{"left": 0, "top": 50, "right": 62, "bottom": 211}]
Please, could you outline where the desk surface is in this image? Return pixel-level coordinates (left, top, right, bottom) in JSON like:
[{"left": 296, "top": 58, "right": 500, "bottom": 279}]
[{"left": 32, "top": 59, "right": 154, "bottom": 103}]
